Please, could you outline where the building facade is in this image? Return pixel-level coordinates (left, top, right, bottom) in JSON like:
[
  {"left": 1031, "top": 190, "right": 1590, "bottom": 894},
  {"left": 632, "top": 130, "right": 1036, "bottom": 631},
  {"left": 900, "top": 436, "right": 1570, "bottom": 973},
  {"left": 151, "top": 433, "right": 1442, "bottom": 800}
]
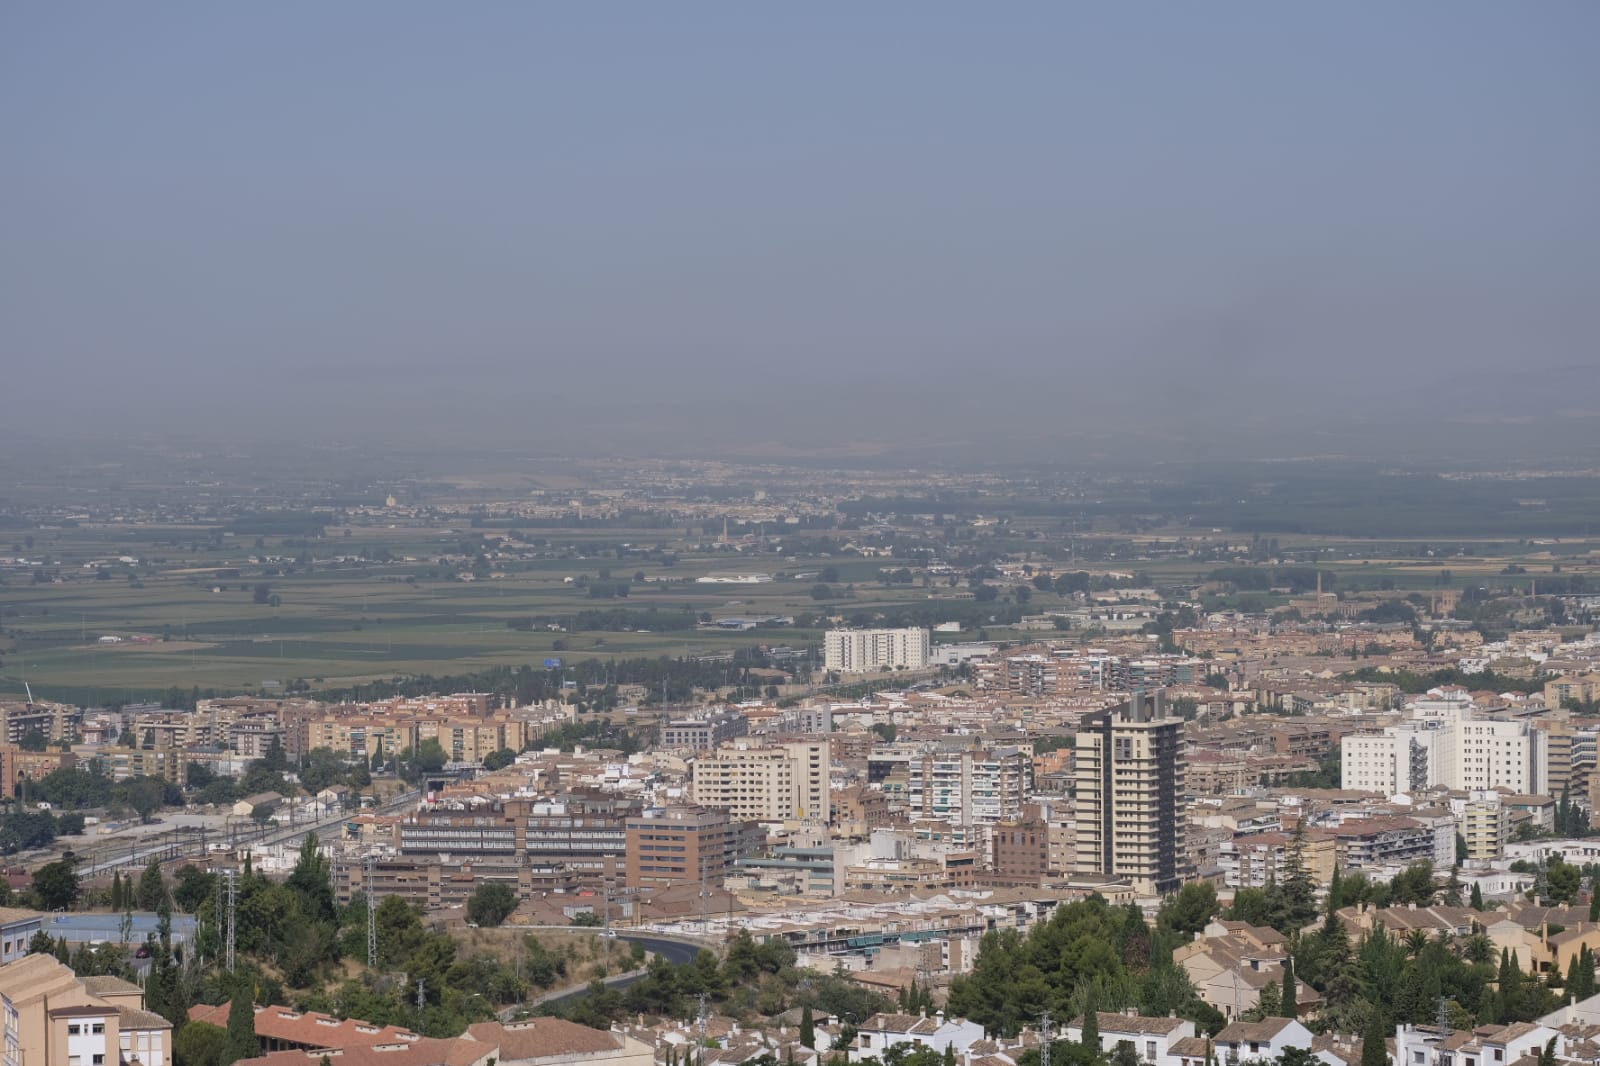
[
  {"left": 823, "top": 628, "right": 931, "bottom": 674},
  {"left": 1073, "top": 693, "right": 1186, "bottom": 896}
]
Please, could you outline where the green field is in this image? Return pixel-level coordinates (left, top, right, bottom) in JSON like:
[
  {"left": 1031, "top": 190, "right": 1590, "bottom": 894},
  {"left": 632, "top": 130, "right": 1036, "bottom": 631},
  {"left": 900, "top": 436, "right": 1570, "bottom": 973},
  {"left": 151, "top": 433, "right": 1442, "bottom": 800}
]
[{"left": 2, "top": 500, "right": 1595, "bottom": 706}]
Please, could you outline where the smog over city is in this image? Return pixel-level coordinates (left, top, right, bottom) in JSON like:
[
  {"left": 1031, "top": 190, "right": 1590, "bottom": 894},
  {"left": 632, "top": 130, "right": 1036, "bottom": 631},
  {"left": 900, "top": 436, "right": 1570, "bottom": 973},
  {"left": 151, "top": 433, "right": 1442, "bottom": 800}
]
[{"left": 2, "top": 6, "right": 1600, "bottom": 1063}]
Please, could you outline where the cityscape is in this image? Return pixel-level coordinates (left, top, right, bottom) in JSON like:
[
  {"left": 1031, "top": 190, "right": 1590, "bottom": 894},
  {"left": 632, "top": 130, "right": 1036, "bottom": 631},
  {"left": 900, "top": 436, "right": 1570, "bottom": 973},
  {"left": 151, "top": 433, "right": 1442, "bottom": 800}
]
[{"left": 3, "top": 7, "right": 1598, "bottom": 1066}]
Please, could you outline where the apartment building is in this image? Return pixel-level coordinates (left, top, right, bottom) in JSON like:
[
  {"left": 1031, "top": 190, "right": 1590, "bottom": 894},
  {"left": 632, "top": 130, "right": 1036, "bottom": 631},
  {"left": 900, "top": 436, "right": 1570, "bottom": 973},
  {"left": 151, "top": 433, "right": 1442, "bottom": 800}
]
[
  {"left": 1073, "top": 693, "right": 1186, "bottom": 897},
  {"left": 904, "top": 748, "right": 1031, "bottom": 824},
  {"left": 624, "top": 805, "right": 735, "bottom": 889},
  {"left": 1341, "top": 694, "right": 1534, "bottom": 796},
  {"left": 691, "top": 740, "right": 828, "bottom": 823},
  {"left": 0, "top": 701, "right": 82, "bottom": 744},
  {"left": 0, "top": 955, "right": 171, "bottom": 1066},
  {"left": 660, "top": 709, "right": 749, "bottom": 751},
  {"left": 823, "top": 628, "right": 931, "bottom": 674},
  {"left": 1458, "top": 791, "right": 1510, "bottom": 861}
]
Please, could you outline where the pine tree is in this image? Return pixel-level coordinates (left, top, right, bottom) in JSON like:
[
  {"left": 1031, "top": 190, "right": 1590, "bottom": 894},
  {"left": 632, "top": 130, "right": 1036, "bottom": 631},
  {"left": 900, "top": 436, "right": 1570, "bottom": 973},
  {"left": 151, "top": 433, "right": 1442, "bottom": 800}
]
[
  {"left": 225, "top": 976, "right": 258, "bottom": 1063},
  {"left": 1281, "top": 960, "right": 1297, "bottom": 1018},
  {"left": 800, "top": 1005, "right": 815, "bottom": 1049},
  {"left": 1471, "top": 884, "right": 1485, "bottom": 911},
  {"left": 1361, "top": 1010, "right": 1389, "bottom": 1066}
]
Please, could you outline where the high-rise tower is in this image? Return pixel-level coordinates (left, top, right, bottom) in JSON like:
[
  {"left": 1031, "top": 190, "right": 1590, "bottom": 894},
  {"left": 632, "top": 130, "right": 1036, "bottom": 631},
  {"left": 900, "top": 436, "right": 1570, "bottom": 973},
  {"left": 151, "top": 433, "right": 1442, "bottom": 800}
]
[{"left": 1073, "top": 691, "right": 1185, "bottom": 896}]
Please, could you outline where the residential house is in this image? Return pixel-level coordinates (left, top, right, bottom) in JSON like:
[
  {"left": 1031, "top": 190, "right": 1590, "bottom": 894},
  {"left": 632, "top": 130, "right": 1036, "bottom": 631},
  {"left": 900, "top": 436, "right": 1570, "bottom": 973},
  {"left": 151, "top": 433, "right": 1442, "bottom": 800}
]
[
  {"left": 1213, "top": 1019, "right": 1316, "bottom": 1065},
  {"left": 855, "top": 1013, "right": 987, "bottom": 1058},
  {"left": 1061, "top": 1012, "right": 1195, "bottom": 1066},
  {"left": 1393, "top": 1022, "right": 1562, "bottom": 1066}
]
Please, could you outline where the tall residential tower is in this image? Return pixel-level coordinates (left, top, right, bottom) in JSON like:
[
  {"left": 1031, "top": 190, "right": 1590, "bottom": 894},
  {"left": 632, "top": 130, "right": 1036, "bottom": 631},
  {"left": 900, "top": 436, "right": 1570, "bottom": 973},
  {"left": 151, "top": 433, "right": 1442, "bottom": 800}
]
[{"left": 1073, "top": 692, "right": 1186, "bottom": 896}]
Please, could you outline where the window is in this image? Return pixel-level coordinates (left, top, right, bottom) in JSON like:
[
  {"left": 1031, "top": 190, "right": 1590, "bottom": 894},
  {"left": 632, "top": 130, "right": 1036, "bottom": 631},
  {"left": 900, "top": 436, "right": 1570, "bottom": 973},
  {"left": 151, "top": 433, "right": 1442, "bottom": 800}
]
[
  {"left": 94, "top": 1056, "right": 105, "bottom": 1065},
  {"left": 68, "top": 1026, "right": 81, "bottom": 1036},
  {"left": 92, "top": 1025, "right": 104, "bottom": 1035}
]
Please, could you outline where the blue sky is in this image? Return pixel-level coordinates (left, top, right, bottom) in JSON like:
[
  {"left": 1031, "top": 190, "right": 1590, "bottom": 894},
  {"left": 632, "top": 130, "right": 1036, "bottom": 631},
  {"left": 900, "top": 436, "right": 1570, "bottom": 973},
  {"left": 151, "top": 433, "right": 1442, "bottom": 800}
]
[{"left": 2, "top": 3, "right": 1596, "bottom": 456}]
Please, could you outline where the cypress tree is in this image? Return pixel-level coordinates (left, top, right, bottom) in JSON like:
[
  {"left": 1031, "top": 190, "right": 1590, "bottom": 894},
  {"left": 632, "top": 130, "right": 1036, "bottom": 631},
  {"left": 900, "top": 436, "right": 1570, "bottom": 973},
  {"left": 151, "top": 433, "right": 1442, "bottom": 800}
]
[
  {"left": 1082, "top": 995, "right": 1099, "bottom": 1052},
  {"left": 1471, "top": 884, "right": 1485, "bottom": 911},
  {"left": 225, "top": 976, "right": 258, "bottom": 1063},
  {"left": 1589, "top": 887, "right": 1599, "bottom": 923},
  {"left": 1281, "top": 960, "right": 1297, "bottom": 1018},
  {"left": 800, "top": 1005, "right": 815, "bottom": 1049},
  {"left": 1498, "top": 949, "right": 1524, "bottom": 1024},
  {"left": 111, "top": 870, "right": 123, "bottom": 911},
  {"left": 1361, "top": 1010, "right": 1389, "bottom": 1066}
]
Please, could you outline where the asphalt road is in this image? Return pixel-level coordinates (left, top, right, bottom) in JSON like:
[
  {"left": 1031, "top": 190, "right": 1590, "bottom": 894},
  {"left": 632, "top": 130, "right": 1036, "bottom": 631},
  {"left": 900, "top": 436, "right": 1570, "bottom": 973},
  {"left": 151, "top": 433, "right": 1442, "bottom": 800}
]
[{"left": 531, "top": 934, "right": 703, "bottom": 1011}]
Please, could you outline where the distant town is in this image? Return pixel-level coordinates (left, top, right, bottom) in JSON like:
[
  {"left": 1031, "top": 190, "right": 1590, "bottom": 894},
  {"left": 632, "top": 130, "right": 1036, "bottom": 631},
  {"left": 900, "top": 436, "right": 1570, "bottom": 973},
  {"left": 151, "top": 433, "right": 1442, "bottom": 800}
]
[{"left": 1, "top": 450, "right": 1598, "bottom": 1066}]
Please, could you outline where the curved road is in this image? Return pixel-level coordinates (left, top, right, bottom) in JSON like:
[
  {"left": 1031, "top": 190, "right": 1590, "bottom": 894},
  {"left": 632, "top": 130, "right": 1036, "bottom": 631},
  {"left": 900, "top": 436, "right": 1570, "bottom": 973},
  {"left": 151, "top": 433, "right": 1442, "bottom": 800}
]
[{"left": 532, "top": 935, "right": 704, "bottom": 1011}]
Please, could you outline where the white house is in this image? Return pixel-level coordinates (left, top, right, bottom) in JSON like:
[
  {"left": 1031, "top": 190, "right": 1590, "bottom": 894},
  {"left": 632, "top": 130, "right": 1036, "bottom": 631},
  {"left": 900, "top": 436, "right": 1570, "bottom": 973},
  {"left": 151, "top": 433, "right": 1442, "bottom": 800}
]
[
  {"left": 1062, "top": 1012, "right": 1195, "bottom": 1066},
  {"left": 1393, "top": 1021, "right": 1561, "bottom": 1066},
  {"left": 855, "top": 1013, "right": 986, "bottom": 1058},
  {"left": 1213, "top": 1018, "right": 1315, "bottom": 1065}
]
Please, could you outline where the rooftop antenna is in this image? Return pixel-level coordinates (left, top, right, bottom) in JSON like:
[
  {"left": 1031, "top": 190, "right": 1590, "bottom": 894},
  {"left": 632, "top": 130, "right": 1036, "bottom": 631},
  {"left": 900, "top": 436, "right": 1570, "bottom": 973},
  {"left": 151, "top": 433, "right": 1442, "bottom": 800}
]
[{"left": 23, "top": 681, "right": 33, "bottom": 705}]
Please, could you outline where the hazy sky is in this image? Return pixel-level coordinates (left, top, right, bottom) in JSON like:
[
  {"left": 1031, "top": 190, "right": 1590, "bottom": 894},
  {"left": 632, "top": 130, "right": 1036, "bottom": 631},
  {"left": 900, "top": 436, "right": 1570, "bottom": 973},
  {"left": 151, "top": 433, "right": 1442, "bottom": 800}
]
[{"left": 3, "top": 4, "right": 1597, "bottom": 459}]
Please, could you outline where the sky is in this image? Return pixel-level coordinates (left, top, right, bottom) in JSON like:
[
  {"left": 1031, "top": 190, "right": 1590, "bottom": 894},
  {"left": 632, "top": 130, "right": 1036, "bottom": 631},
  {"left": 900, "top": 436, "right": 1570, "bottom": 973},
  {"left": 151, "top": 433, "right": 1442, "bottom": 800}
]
[{"left": 3, "top": 3, "right": 1597, "bottom": 462}]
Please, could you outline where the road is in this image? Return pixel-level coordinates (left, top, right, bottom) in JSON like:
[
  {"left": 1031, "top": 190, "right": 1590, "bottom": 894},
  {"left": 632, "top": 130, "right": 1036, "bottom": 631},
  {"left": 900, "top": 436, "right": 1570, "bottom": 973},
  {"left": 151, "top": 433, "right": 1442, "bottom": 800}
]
[{"left": 511, "top": 933, "right": 706, "bottom": 1014}]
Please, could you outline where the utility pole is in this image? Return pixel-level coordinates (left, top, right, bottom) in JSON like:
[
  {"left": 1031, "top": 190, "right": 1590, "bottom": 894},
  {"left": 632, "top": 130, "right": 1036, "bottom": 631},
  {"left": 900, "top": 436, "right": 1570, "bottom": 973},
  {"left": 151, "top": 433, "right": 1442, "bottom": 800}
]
[
  {"left": 1040, "top": 1010, "right": 1052, "bottom": 1066},
  {"left": 224, "top": 867, "right": 237, "bottom": 972},
  {"left": 416, "top": 978, "right": 426, "bottom": 1010},
  {"left": 366, "top": 853, "right": 378, "bottom": 969}
]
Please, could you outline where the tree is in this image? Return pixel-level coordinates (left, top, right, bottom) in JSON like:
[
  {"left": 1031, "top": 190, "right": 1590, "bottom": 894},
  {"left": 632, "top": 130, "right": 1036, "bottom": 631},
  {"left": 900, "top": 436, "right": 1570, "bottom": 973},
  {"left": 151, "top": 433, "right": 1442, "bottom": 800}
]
[
  {"left": 1080, "top": 994, "right": 1099, "bottom": 1052},
  {"left": 122, "top": 776, "right": 166, "bottom": 823},
  {"left": 225, "top": 976, "right": 258, "bottom": 1063},
  {"left": 174, "top": 1021, "right": 228, "bottom": 1066},
  {"left": 413, "top": 738, "right": 447, "bottom": 775},
  {"left": 1280, "top": 961, "right": 1296, "bottom": 1018},
  {"left": 1547, "top": 859, "right": 1581, "bottom": 906},
  {"left": 173, "top": 865, "right": 217, "bottom": 913},
  {"left": 110, "top": 870, "right": 124, "bottom": 911},
  {"left": 467, "top": 882, "right": 518, "bottom": 928},
  {"left": 1537, "top": 1038, "right": 1556, "bottom": 1066},
  {"left": 285, "top": 835, "right": 337, "bottom": 922},
  {"left": 19, "top": 730, "right": 48, "bottom": 752},
  {"left": 1470, "top": 883, "right": 1485, "bottom": 911},
  {"left": 1361, "top": 1010, "right": 1389, "bottom": 1066},
  {"left": 1159, "top": 883, "right": 1219, "bottom": 937},
  {"left": 483, "top": 748, "right": 516, "bottom": 771},
  {"left": 801, "top": 1004, "right": 816, "bottom": 1049},
  {"left": 253, "top": 583, "right": 271, "bottom": 604},
  {"left": 137, "top": 858, "right": 167, "bottom": 910},
  {"left": 32, "top": 860, "right": 80, "bottom": 911}
]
